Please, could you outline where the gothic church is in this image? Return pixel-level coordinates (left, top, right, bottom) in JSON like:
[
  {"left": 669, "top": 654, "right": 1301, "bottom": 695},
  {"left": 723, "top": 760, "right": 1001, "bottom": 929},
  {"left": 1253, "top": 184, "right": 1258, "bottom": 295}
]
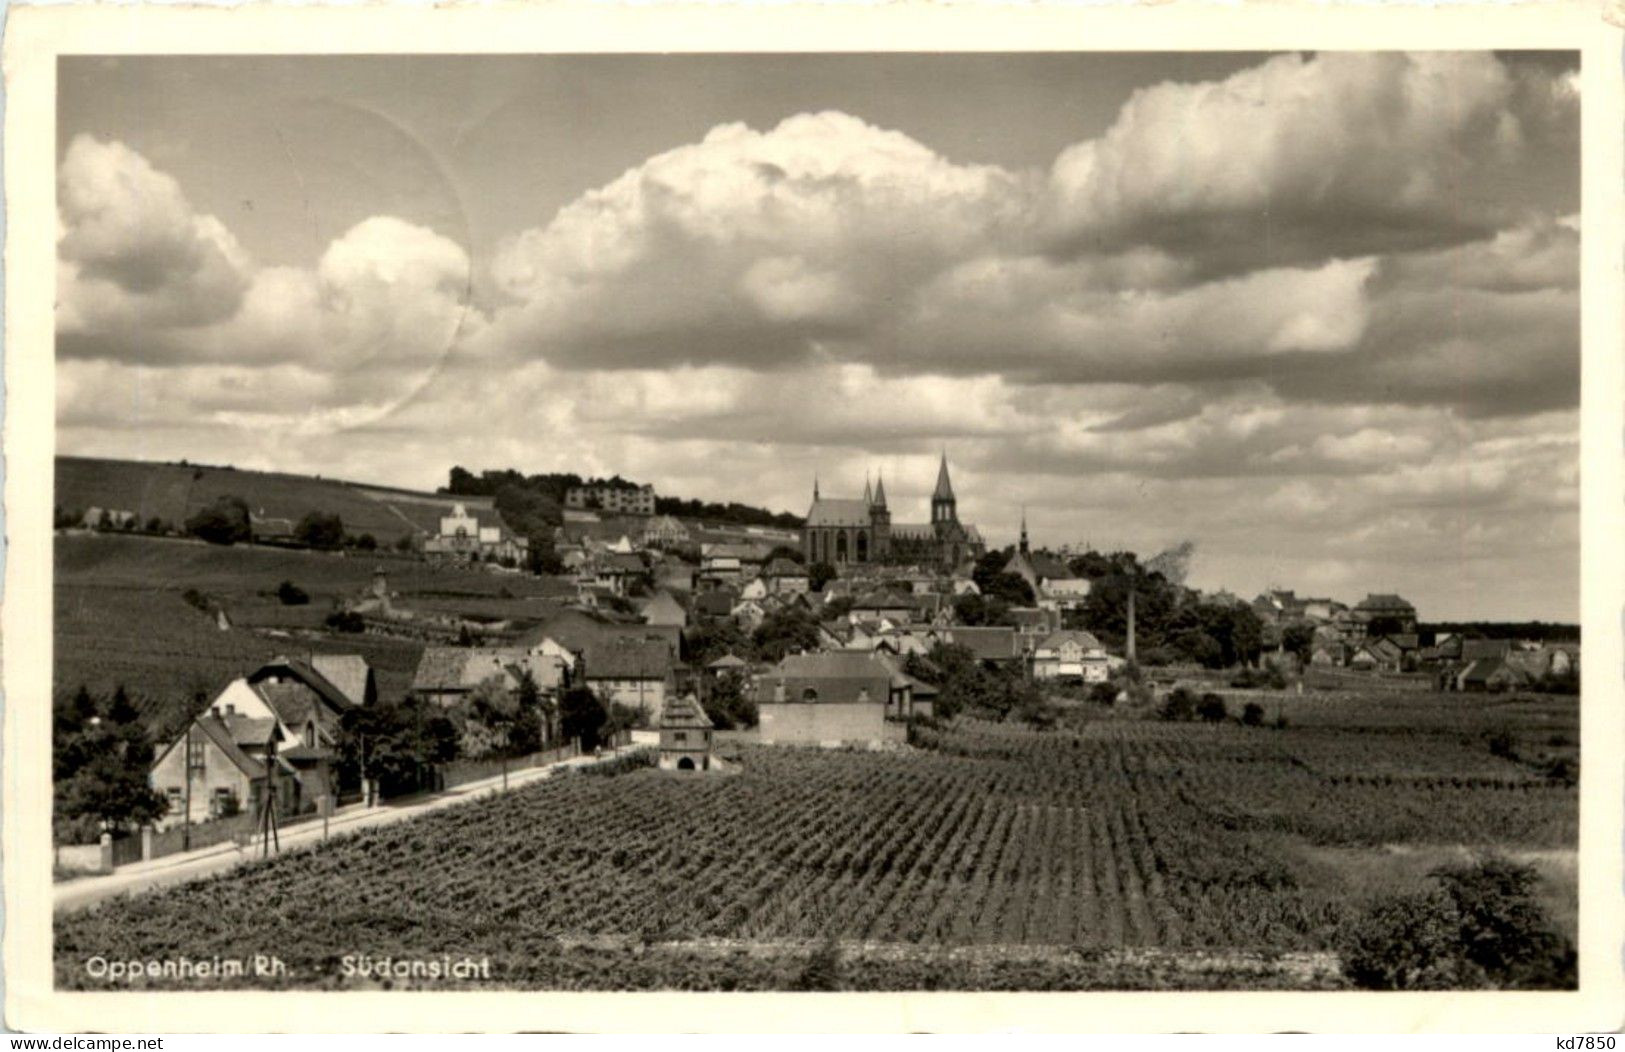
[{"left": 801, "top": 454, "right": 985, "bottom": 570}]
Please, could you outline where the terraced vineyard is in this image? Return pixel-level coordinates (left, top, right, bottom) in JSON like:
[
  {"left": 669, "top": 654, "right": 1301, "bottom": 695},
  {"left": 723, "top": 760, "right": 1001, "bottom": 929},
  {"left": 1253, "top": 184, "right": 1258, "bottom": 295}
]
[{"left": 55, "top": 714, "right": 1577, "bottom": 991}]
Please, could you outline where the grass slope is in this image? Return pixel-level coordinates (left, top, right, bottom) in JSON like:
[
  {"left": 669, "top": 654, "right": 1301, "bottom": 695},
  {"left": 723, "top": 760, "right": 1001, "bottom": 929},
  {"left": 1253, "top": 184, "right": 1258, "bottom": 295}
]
[{"left": 56, "top": 456, "right": 508, "bottom": 545}]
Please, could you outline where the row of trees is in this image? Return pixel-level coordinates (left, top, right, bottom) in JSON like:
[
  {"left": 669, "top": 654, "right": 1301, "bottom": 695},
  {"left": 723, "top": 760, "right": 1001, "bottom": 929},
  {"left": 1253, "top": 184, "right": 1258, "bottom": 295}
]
[{"left": 183, "top": 495, "right": 396, "bottom": 552}]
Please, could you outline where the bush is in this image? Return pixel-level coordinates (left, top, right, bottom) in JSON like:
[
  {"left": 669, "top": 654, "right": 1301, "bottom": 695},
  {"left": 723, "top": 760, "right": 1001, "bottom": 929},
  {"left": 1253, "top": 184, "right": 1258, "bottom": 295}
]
[
  {"left": 1341, "top": 857, "right": 1577, "bottom": 990},
  {"left": 181, "top": 588, "right": 211, "bottom": 613},
  {"left": 354, "top": 533, "right": 378, "bottom": 551},
  {"left": 1159, "top": 687, "right": 1196, "bottom": 722},
  {"left": 1197, "top": 692, "right": 1227, "bottom": 722},
  {"left": 1486, "top": 730, "right": 1518, "bottom": 761},
  {"left": 276, "top": 580, "right": 310, "bottom": 606},
  {"left": 324, "top": 610, "right": 365, "bottom": 633},
  {"left": 295, "top": 511, "right": 345, "bottom": 550},
  {"left": 185, "top": 495, "right": 251, "bottom": 545},
  {"left": 1340, "top": 889, "right": 1466, "bottom": 990},
  {"left": 1089, "top": 680, "right": 1119, "bottom": 706},
  {"left": 1241, "top": 702, "right": 1265, "bottom": 727}
]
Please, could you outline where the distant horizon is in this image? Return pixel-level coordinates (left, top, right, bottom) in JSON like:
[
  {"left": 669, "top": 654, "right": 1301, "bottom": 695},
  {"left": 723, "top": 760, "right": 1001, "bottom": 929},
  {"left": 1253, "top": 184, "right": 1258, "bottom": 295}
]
[
  {"left": 56, "top": 52, "right": 1580, "bottom": 623},
  {"left": 55, "top": 451, "right": 1579, "bottom": 626}
]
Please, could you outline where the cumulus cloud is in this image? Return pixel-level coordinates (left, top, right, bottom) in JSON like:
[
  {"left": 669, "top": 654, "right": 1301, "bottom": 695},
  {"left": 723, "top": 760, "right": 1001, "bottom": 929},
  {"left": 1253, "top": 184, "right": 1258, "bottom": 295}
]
[
  {"left": 1045, "top": 51, "right": 1577, "bottom": 272},
  {"left": 58, "top": 135, "right": 252, "bottom": 332}
]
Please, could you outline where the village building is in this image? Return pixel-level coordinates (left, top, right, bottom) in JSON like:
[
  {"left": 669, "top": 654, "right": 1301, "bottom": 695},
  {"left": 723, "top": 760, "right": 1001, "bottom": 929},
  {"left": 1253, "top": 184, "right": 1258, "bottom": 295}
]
[
  {"left": 150, "top": 655, "right": 371, "bottom": 827},
  {"left": 422, "top": 502, "right": 528, "bottom": 564},
  {"left": 752, "top": 651, "right": 924, "bottom": 743},
  {"left": 1003, "top": 514, "right": 1090, "bottom": 610},
  {"left": 636, "top": 590, "right": 687, "bottom": 628},
  {"left": 1352, "top": 593, "right": 1419, "bottom": 635},
  {"left": 1031, "top": 630, "right": 1111, "bottom": 683},
  {"left": 410, "top": 645, "right": 573, "bottom": 709},
  {"left": 761, "top": 557, "right": 811, "bottom": 595},
  {"left": 581, "top": 636, "right": 677, "bottom": 721},
  {"left": 565, "top": 480, "right": 657, "bottom": 516},
  {"left": 640, "top": 514, "right": 691, "bottom": 549},
  {"left": 657, "top": 693, "right": 715, "bottom": 771},
  {"left": 801, "top": 455, "right": 984, "bottom": 570}
]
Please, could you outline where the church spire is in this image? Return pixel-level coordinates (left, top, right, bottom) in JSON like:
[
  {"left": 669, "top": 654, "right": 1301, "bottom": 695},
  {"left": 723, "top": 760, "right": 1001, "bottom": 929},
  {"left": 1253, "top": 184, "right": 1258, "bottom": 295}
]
[
  {"left": 873, "top": 470, "right": 887, "bottom": 508},
  {"left": 863, "top": 472, "right": 873, "bottom": 506},
  {"left": 933, "top": 450, "right": 955, "bottom": 501},
  {"left": 813, "top": 473, "right": 820, "bottom": 501},
  {"left": 1020, "top": 505, "right": 1029, "bottom": 555}
]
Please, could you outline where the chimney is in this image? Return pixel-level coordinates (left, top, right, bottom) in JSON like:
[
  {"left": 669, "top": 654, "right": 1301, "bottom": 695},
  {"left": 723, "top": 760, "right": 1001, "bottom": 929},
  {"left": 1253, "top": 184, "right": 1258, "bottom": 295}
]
[{"left": 1126, "top": 589, "right": 1137, "bottom": 663}]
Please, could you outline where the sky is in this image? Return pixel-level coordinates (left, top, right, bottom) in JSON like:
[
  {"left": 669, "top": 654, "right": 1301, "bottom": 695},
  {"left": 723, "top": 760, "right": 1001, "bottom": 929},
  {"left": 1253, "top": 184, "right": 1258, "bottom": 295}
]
[{"left": 55, "top": 52, "right": 1581, "bottom": 621}]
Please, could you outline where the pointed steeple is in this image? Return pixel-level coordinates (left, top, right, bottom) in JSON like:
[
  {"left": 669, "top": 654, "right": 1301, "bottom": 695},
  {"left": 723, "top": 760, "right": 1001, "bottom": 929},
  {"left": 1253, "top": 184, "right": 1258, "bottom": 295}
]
[
  {"left": 1019, "top": 505, "right": 1029, "bottom": 555},
  {"left": 933, "top": 451, "right": 955, "bottom": 501},
  {"left": 863, "top": 472, "right": 873, "bottom": 507},
  {"left": 873, "top": 470, "right": 888, "bottom": 509},
  {"left": 813, "top": 473, "right": 820, "bottom": 501}
]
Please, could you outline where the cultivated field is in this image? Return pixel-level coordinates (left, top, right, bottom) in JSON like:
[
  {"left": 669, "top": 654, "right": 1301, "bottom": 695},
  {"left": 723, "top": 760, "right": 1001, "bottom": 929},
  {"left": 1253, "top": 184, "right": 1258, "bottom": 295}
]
[
  {"left": 55, "top": 702, "right": 1577, "bottom": 991},
  {"left": 53, "top": 533, "right": 569, "bottom": 734}
]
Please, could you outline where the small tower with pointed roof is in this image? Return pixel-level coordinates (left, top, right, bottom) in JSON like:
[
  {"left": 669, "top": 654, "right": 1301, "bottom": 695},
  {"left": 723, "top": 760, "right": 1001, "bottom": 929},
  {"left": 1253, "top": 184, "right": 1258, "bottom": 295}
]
[
  {"left": 658, "top": 692, "right": 714, "bottom": 772},
  {"left": 1019, "top": 506, "right": 1030, "bottom": 556},
  {"left": 869, "top": 470, "right": 891, "bottom": 563},
  {"left": 931, "top": 451, "right": 958, "bottom": 537}
]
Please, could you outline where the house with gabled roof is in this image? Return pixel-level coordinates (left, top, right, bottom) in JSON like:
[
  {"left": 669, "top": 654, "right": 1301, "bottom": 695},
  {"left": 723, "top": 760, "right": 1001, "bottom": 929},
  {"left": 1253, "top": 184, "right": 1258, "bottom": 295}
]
[
  {"left": 149, "top": 710, "right": 305, "bottom": 829},
  {"left": 1031, "top": 630, "right": 1110, "bottom": 683},
  {"left": 581, "top": 636, "right": 677, "bottom": 721},
  {"left": 752, "top": 650, "right": 919, "bottom": 743},
  {"left": 658, "top": 693, "right": 715, "bottom": 771}
]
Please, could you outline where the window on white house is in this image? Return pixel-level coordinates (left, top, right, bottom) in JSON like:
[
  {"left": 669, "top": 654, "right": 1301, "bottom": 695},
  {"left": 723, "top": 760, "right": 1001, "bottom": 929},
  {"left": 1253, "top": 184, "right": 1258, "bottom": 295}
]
[{"left": 673, "top": 731, "right": 687, "bottom": 743}]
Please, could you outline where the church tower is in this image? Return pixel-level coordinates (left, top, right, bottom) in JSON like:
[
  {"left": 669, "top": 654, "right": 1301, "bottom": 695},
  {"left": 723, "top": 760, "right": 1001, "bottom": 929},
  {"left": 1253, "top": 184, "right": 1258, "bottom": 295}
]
[
  {"left": 1019, "top": 506, "right": 1030, "bottom": 556},
  {"left": 870, "top": 471, "right": 891, "bottom": 562},
  {"left": 931, "top": 452, "right": 958, "bottom": 538}
]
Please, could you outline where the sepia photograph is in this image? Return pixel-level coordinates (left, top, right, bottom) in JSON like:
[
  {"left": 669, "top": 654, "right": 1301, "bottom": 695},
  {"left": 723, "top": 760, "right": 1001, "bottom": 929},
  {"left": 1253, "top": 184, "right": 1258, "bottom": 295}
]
[{"left": 5, "top": 2, "right": 1622, "bottom": 1032}]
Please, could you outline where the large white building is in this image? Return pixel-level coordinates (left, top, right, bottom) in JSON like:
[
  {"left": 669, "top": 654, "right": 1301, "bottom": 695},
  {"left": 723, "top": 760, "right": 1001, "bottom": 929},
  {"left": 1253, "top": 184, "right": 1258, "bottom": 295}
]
[{"left": 565, "top": 482, "right": 656, "bottom": 516}]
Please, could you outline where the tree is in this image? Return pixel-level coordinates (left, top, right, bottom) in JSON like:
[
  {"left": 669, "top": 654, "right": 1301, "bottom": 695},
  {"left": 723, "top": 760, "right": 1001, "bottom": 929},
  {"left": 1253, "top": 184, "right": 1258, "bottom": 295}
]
[
  {"left": 394, "top": 533, "right": 417, "bottom": 553},
  {"left": 1242, "top": 702, "right": 1265, "bottom": 727},
  {"left": 185, "top": 495, "right": 251, "bottom": 545},
  {"left": 1196, "top": 693, "right": 1228, "bottom": 722},
  {"left": 765, "top": 545, "right": 806, "bottom": 565},
  {"left": 276, "top": 580, "right": 310, "bottom": 606},
  {"left": 560, "top": 687, "right": 609, "bottom": 751},
  {"left": 510, "top": 669, "right": 548, "bottom": 755},
  {"left": 466, "top": 676, "right": 519, "bottom": 789},
  {"left": 752, "top": 607, "right": 822, "bottom": 663},
  {"left": 1432, "top": 857, "right": 1577, "bottom": 988},
  {"left": 1281, "top": 621, "right": 1316, "bottom": 665},
  {"left": 295, "top": 511, "right": 345, "bottom": 550},
  {"left": 54, "top": 685, "right": 166, "bottom": 836},
  {"left": 807, "top": 561, "right": 837, "bottom": 593},
  {"left": 144, "top": 516, "right": 164, "bottom": 534},
  {"left": 702, "top": 671, "right": 758, "bottom": 730},
  {"left": 952, "top": 592, "right": 1009, "bottom": 627},
  {"left": 325, "top": 610, "right": 365, "bottom": 633},
  {"left": 1366, "top": 615, "right": 1410, "bottom": 637},
  {"left": 354, "top": 533, "right": 378, "bottom": 551},
  {"left": 527, "top": 533, "right": 565, "bottom": 575}
]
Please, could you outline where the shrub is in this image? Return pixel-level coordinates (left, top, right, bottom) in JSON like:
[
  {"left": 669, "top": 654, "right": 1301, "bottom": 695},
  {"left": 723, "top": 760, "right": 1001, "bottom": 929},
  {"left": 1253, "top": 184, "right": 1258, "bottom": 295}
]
[
  {"left": 144, "top": 516, "right": 164, "bottom": 534},
  {"left": 276, "top": 580, "right": 310, "bottom": 606},
  {"left": 295, "top": 511, "right": 345, "bottom": 550},
  {"left": 1241, "top": 702, "right": 1265, "bottom": 727},
  {"left": 1159, "top": 687, "right": 1196, "bottom": 722},
  {"left": 1089, "top": 680, "right": 1119, "bottom": 706},
  {"left": 1339, "top": 889, "right": 1466, "bottom": 990},
  {"left": 394, "top": 534, "right": 416, "bottom": 553},
  {"left": 1196, "top": 693, "right": 1227, "bottom": 723},
  {"left": 325, "top": 610, "right": 365, "bottom": 633},
  {"left": 354, "top": 533, "right": 378, "bottom": 551},
  {"left": 185, "top": 495, "right": 252, "bottom": 545},
  {"left": 1541, "top": 756, "right": 1578, "bottom": 786},
  {"left": 181, "top": 588, "right": 211, "bottom": 613},
  {"left": 1486, "top": 730, "right": 1518, "bottom": 761}
]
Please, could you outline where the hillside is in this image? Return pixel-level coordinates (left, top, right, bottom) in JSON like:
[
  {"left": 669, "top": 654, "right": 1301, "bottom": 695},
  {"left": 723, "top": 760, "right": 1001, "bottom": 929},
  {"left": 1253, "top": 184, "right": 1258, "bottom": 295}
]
[
  {"left": 53, "top": 533, "right": 573, "bottom": 737},
  {"left": 56, "top": 456, "right": 510, "bottom": 546}
]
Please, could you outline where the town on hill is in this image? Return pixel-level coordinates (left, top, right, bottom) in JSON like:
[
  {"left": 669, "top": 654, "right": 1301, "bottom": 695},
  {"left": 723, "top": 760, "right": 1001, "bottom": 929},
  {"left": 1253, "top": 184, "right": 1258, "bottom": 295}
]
[{"left": 53, "top": 452, "right": 1580, "bottom": 993}]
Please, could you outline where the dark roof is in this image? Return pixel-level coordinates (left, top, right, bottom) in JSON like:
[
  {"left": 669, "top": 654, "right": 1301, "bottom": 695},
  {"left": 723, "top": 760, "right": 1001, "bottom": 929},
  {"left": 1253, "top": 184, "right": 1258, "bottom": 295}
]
[
  {"left": 192, "top": 716, "right": 267, "bottom": 779},
  {"left": 693, "top": 591, "right": 737, "bottom": 617},
  {"left": 1037, "top": 630, "right": 1104, "bottom": 652},
  {"left": 939, "top": 626, "right": 1022, "bottom": 661},
  {"left": 1462, "top": 638, "right": 1513, "bottom": 661},
  {"left": 762, "top": 558, "right": 806, "bottom": 578},
  {"left": 754, "top": 651, "right": 902, "bottom": 705},
  {"left": 248, "top": 657, "right": 356, "bottom": 717},
  {"left": 1355, "top": 593, "right": 1416, "bottom": 612},
  {"left": 660, "top": 693, "right": 714, "bottom": 731},
  {"left": 805, "top": 498, "right": 871, "bottom": 528},
  {"left": 309, "top": 654, "right": 373, "bottom": 707},
  {"left": 583, "top": 637, "right": 674, "bottom": 681}
]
